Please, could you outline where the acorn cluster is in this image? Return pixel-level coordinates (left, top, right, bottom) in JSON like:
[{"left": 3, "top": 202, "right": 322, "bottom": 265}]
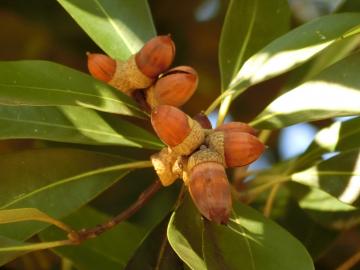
[
  {"left": 87, "top": 35, "right": 197, "bottom": 111},
  {"left": 87, "top": 35, "right": 265, "bottom": 225}
]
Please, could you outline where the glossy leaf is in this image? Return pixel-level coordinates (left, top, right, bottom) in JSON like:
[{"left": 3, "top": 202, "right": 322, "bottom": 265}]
[
  {"left": 287, "top": 182, "right": 360, "bottom": 230},
  {"left": 41, "top": 186, "right": 179, "bottom": 270},
  {"left": 294, "top": 117, "right": 360, "bottom": 170},
  {"left": 202, "top": 201, "right": 314, "bottom": 270},
  {"left": 277, "top": 195, "right": 338, "bottom": 259},
  {"left": 219, "top": 0, "right": 290, "bottom": 90},
  {"left": 0, "top": 148, "right": 145, "bottom": 265},
  {"left": 167, "top": 194, "right": 206, "bottom": 270},
  {"left": 0, "top": 208, "right": 72, "bottom": 233},
  {"left": 0, "top": 61, "right": 144, "bottom": 117},
  {"left": 251, "top": 52, "right": 360, "bottom": 129},
  {"left": 0, "top": 235, "right": 70, "bottom": 259},
  {"left": 0, "top": 105, "right": 161, "bottom": 149},
  {"left": 291, "top": 149, "right": 360, "bottom": 206},
  {"left": 58, "top": 0, "right": 156, "bottom": 59},
  {"left": 125, "top": 217, "right": 182, "bottom": 270},
  {"left": 227, "top": 13, "right": 360, "bottom": 95}
]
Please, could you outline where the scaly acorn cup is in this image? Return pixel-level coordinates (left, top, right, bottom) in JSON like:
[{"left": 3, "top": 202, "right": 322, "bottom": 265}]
[
  {"left": 187, "top": 148, "right": 232, "bottom": 224},
  {"left": 87, "top": 35, "right": 175, "bottom": 96},
  {"left": 207, "top": 129, "right": 265, "bottom": 168},
  {"left": 151, "top": 105, "right": 205, "bottom": 156},
  {"left": 146, "top": 66, "right": 198, "bottom": 108}
]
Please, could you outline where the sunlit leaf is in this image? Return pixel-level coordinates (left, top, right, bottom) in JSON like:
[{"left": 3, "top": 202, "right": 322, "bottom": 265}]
[
  {"left": 0, "top": 61, "right": 145, "bottom": 117},
  {"left": 167, "top": 194, "right": 206, "bottom": 270},
  {"left": 227, "top": 13, "right": 360, "bottom": 96},
  {"left": 287, "top": 182, "right": 360, "bottom": 230},
  {"left": 0, "top": 235, "right": 71, "bottom": 255},
  {"left": 0, "top": 105, "right": 161, "bottom": 149},
  {"left": 58, "top": 0, "right": 156, "bottom": 59},
  {"left": 291, "top": 150, "right": 360, "bottom": 206},
  {"left": 0, "top": 208, "right": 72, "bottom": 233},
  {"left": 251, "top": 52, "right": 360, "bottom": 129},
  {"left": 202, "top": 200, "right": 314, "bottom": 270},
  {"left": 219, "top": 0, "right": 290, "bottom": 90}
]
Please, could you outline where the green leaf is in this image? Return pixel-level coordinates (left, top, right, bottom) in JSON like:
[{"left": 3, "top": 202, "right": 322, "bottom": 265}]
[
  {"left": 125, "top": 216, "right": 182, "bottom": 270},
  {"left": 0, "top": 235, "right": 71, "bottom": 255},
  {"left": 294, "top": 117, "right": 360, "bottom": 170},
  {"left": 312, "top": 117, "right": 360, "bottom": 152},
  {"left": 227, "top": 13, "right": 360, "bottom": 95},
  {"left": 251, "top": 52, "right": 360, "bottom": 129},
  {"left": 167, "top": 194, "right": 206, "bottom": 270},
  {"left": 287, "top": 182, "right": 360, "bottom": 230},
  {"left": 0, "top": 148, "right": 147, "bottom": 265},
  {"left": 202, "top": 201, "right": 314, "bottom": 270},
  {"left": 0, "top": 105, "right": 161, "bottom": 149},
  {"left": 0, "top": 61, "right": 145, "bottom": 117},
  {"left": 219, "top": 0, "right": 290, "bottom": 90},
  {"left": 0, "top": 208, "right": 72, "bottom": 233},
  {"left": 58, "top": 0, "right": 156, "bottom": 59},
  {"left": 40, "top": 186, "right": 179, "bottom": 270},
  {"left": 219, "top": 0, "right": 290, "bottom": 91},
  {"left": 291, "top": 149, "right": 360, "bottom": 206},
  {"left": 277, "top": 194, "right": 338, "bottom": 259}
]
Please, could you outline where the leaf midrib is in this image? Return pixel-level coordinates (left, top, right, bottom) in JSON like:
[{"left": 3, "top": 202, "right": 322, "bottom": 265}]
[
  {"left": 0, "top": 115, "right": 162, "bottom": 147},
  {"left": 0, "top": 164, "right": 132, "bottom": 209},
  {"left": 229, "top": 0, "right": 258, "bottom": 85},
  {"left": 92, "top": 0, "right": 136, "bottom": 55},
  {"left": 0, "top": 83, "right": 140, "bottom": 111}
]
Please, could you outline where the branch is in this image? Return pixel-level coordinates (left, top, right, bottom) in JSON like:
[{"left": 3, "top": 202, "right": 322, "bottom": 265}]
[{"left": 69, "top": 180, "right": 163, "bottom": 243}]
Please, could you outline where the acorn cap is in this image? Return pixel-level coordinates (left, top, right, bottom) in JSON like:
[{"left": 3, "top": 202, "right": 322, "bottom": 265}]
[
  {"left": 223, "top": 131, "right": 265, "bottom": 167},
  {"left": 87, "top": 53, "right": 116, "bottom": 82},
  {"left": 215, "top": 122, "right": 257, "bottom": 135},
  {"left": 135, "top": 35, "right": 175, "bottom": 78},
  {"left": 147, "top": 66, "right": 198, "bottom": 108},
  {"left": 188, "top": 162, "right": 232, "bottom": 224},
  {"left": 151, "top": 105, "right": 191, "bottom": 147}
]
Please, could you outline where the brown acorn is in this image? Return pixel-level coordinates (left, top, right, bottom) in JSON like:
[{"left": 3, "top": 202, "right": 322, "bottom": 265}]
[
  {"left": 193, "top": 112, "right": 212, "bottom": 129},
  {"left": 151, "top": 105, "right": 204, "bottom": 155},
  {"left": 146, "top": 66, "right": 198, "bottom": 108},
  {"left": 135, "top": 35, "right": 176, "bottom": 78},
  {"left": 151, "top": 105, "right": 191, "bottom": 147},
  {"left": 187, "top": 149, "right": 231, "bottom": 224},
  {"left": 207, "top": 130, "right": 265, "bottom": 168},
  {"left": 223, "top": 131, "right": 264, "bottom": 167},
  {"left": 87, "top": 53, "right": 116, "bottom": 83},
  {"left": 87, "top": 35, "right": 175, "bottom": 96},
  {"left": 215, "top": 122, "right": 257, "bottom": 135}
]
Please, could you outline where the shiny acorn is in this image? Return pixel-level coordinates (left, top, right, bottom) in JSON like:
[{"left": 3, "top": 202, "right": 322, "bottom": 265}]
[
  {"left": 207, "top": 130, "right": 265, "bottom": 168},
  {"left": 146, "top": 66, "right": 198, "bottom": 108},
  {"left": 87, "top": 35, "right": 175, "bottom": 95},
  {"left": 187, "top": 149, "right": 231, "bottom": 224},
  {"left": 151, "top": 105, "right": 204, "bottom": 155}
]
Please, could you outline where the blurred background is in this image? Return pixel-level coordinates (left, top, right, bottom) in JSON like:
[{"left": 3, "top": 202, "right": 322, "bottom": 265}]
[{"left": 0, "top": 0, "right": 359, "bottom": 269}]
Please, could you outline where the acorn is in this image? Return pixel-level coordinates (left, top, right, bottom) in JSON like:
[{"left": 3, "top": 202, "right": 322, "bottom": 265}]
[
  {"left": 87, "top": 35, "right": 175, "bottom": 96},
  {"left": 187, "top": 149, "right": 232, "bottom": 224},
  {"left": 151, "top": 105, "right": 205, "bottom": 156},
  {"left": 135, "top": 35, "right": 175, "bottom": 78},
  {"left": 207, "top": 130, "right": 265, "bottom": 168},
  {"left": 87, "top": 53, "right": 116, "bottom": 82},
  {"left": 215, "top": 122, "right": 257, "bottom": 135},
  {"left": 193, "top": 112, "right": 212, "bottom": 129},
  {"left": 146, "top": 66, "right": 198, "bottom": 108}
]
